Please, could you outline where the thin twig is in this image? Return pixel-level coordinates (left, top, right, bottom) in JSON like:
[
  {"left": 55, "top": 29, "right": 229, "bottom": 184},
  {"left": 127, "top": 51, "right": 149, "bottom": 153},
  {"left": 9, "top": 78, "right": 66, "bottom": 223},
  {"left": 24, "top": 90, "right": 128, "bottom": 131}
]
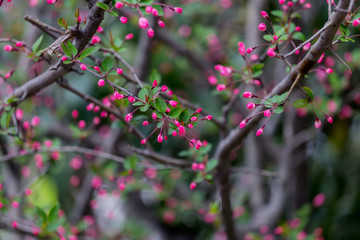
[{"left": 329, "top": 46, "right": 352, "bottom": 72}]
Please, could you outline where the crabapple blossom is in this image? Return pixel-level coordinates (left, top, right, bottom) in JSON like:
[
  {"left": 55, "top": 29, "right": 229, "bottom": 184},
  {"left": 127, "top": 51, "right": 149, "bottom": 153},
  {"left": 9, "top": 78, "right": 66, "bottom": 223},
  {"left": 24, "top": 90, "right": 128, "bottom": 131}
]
[
  {"left": 138, "top": 17, "right": 149, "bottom": 29},
  {"left": 258, "top": 23, "right": 266, "bottom": 31},
  {"left": 98, "top": 79, "right": 105, "bottom": 87}
]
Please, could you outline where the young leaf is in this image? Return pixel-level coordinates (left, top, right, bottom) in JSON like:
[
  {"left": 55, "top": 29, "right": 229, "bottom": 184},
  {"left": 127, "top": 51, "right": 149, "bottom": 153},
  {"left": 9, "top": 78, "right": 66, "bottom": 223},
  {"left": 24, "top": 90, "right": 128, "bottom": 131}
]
[
  {"left": 205, "top": 159, "right": 218, "bottom": 172},
  {"left": 168, "top": 107, "right": 182, "bottom": 118},
  {"left": 150, "top": 69, "right": 161, "bottom": 83},
  {"left": 273, "top": 106, "right": 284, "bottom": 114},
  {"left": 140, "top": 104, "right": 150, "bottom": 112},
  {"left": 293, "top": 32, "right": 306, "bottom": 41},
  {"left": 132, "top": 102, "right": 145, "bottom": 106},
  {"left": 78, "top": 46, "right": 100, "bottom": 60},
  {"left": 61, "top": 42, "right": 73, "bottom": 57},
  {"left": 48, "top": 204, "right": 59, "bottom": 223},
  {"left": 32, "top": 35, "right": 44, "bottom": 52},
  {"left": 65, "top": 41, "right": 78, "bottom": 56},
  {"left": 138, "top": 87, "right": 149, "bottom": 101},
  {"left": 292, "top": 99, "right": 309, "bottom": 108},
  {"left": 155, "top": 98, "right": 167, "bottom": 113},
  {"left": 102, "top": 57, "right": 113, "bottom": 72},
  {"left": 302, "top": 86, "right": 314, "bottom": 99},
  {"left": 140, "top": 0, "right": 154, "bottom": 5},
  {"left": 96, "top": 2, "right": 109, "bottom": 10}
]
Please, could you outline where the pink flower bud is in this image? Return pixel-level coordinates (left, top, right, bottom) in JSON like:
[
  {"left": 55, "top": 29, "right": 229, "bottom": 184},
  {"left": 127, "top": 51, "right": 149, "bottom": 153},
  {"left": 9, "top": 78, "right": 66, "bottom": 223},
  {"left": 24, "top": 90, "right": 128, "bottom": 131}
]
[
  {"left": 303, "top": 42, "right": 311, "bottom": 51},
  {"left": 80, "top": 64, "right": 87, "bottom": 71},
  {"left": 246, "top": 102, "right": 256, "bottom": 109},
  {"left": 178, "top": 126, "right": 185, "bottom": 135},
  {"left": 151, "top": 8, "right": 158, "bottom": 16},
  {"left": 172, "top": 130, "right": 177, "bottom": 136},
  {"left": 125, "top": 114, "right": 132, "bottom": 122},
  {"left": 264, "top": 109, "right": 272, "bottom": 117},
  {"left": 61, "top": 56, "right": 67, "bottom": 61},
  {"left": 145, "top": 6, "right": 153, "bottom": 13},
  {"left": 208, "top": 75, "right": 217, "bottom": 85},
  {"left": 258, "top": 23, "right": 266, "bottom": 31},
  {"left": 94, "top": 66, "right": 100, "bottom": 71},
  {"left": 279, "top": 0, "right": 285, "bottom": 4},
  {"left": 31, "top": 116, "right": 40, "bottom": 127},
  {"left": 157, "top": 134, "right": 163, "bottom": 143},
  {"left": 327, "top": 116, "right": 333, "bottom": 124},
  {"left": 147, "top": 28, "right": 155, "bottom": 38},
  {"left": 188, "top": 123, "right": 193, "bottom": 129},
  {"left": 91, "top": 176, "right": 102, "bottom": 189},
  {"left": 125, "top": 33, "right": 134, "bottom": 40},
  {"left": 158, "top": 19, "right": 165, "bottom": 28},
  {"left": 256, "top": 127, "right": 264, "bottom": 136},
  {"left": 143, "top": 121, "right": 150, "bottom": 126},
  {"left": 239, "top": 120, "right": 247, "bottom": 129},
  {"left": 25, "top": 189, "right": 32, "bottom": 195},
  {"left": 98, "top": 79, "right": 105, "bottom": 87},
  {"left": 353, "top": 19, "right": 360, "bottom": 27},
  {"left": 12, "top": 221, "right": 17, "bottom": 228},
  {"left": 196, "top": 108, "right": 202, "bottom": 113},
  {"left": 152, "top": 112, "right": 157, "bottom": 119},
  {"left": 325, "top": 68, "right": 333, "bottom": 74},
  {"left": 246, "top": 48, "right": 253, "bottom": 54},
  {"left": 243, "top": 91, "right": 253, "bottom": 98},
  {"left": 97, "top": 26, "right": 103, "bottom": 33},
  {"left": 15, "top": 41, "right": 23, "bottom": 47},
  {"left": 4, "top": 45, "right": 13, "bottom": 52},
  {"left": 238, "top": 41, "right": 246, "bottom": 56},
  {"left": 91, "top": 35, "right": 101, "bottom": 44},
  {"left": 192, "top": 162, "right": 198, "bottom": 170},
  {"left": 174, "top": 120, "right": 181, "bottom": 127},
  {"left": 267, "top": 47, "right": 276, "bottom": 57},
  {"left": 152, "top": 80, "right": 158, "bottom": 88},
  {"left": 216, "top": 84, "right": 226, "bottom": 92},
  {"left": 115, "top": 2, "right": 123, "bottom": 8},
  {"left": 204, "top": 115, "right": 212, "bottom": 120},
  {"left": 260, "top": 11, "right": 268, "bottom": 18},
  {"left": 295, "top": 26, "right": 301, "bottom": 31},
  {"left": 304, "top": 3, "right": 311, "bottom": 8},
  {"left": 169, "top": 100, "right": 178, "bottom": 107},
  {"left": 114, "top": 92, "right": 124, "bottom": 100},
  {"left": 141, "top": 139, "right": 147, "bottom": 145},
  {"left": 314, "top": 119, "right": 321, "bottom": 128},
  {"left": 191, "top": 116, "right": 197, "bottom": 122},
  {"left": 287, "top": 1, "right": 293, "bottom": 7},
  {"left": 161, "top": 85, "right": 168, "bottom": 92},
  {"left": 116, "top": 68, "right": 123, "bottom": 74},
  {"left": 139, "top": 17, "right": 149, "bottom": 29},
  {"left": 78, "top": 120, "right": 86, "bottom": 129},
  {"left": 120, "top": 16, "right": 128, "bottom": 24},
  {"left": 174, "top": 7, "right": 183, "bottom": 14},
  {"left": 15, "top": 109, "right": 23, "bottom": 120},
  {"left": 128, "top": 96, "right": 135, "bottom": 103},
  {"left": 189, "top": 182, "right": 196, "bottom": 190}
]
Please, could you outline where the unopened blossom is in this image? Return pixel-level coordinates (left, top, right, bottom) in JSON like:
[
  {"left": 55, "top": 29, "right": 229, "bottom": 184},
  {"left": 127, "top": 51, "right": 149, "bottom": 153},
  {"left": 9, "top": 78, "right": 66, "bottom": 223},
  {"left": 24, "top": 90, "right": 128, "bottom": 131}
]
[
  {"left": 120, "top": 16, "right": 128, "bottom": 24},
  {"left": 98, "top": 79, "right": 105, "bottom": 87},
  {"left": 139, "top": 17, "right": 149, "bottom": 29},
  {"left": 258, "top": 23, "right": 266, "bottom": 31},
  {"left": 216, "top": 84, "right": 226, "bottom": 92},
  {"left": 125, "top": 114, "right": 132, "bottom": 122},
  {"left": 115, "top": 2, "right": 123, "bottom": 8},
  {"left": 256, "top": 127, "right": 264, "bottom": 136},
  {"left": 189, "top": 182, "right": 196, "bottom": 190}
]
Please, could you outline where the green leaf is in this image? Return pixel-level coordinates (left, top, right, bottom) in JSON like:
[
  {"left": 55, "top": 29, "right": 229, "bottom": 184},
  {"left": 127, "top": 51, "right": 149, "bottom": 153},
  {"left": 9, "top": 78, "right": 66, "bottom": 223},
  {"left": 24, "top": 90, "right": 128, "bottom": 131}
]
[
  {"left": 48, "top": 204, "right": 59, "bottom": 223},
  {"left": 138, "top": 87, "right": 149, "bottom": 101},
  {"left": 273, "top": 106, "right": 284, "bottom": 114},
  {"left": 62, "top": 60, "right": 73, "bottom": 64},
  {"left": 36, "top": 206, "right": 47, "bottom": 224},
  {"left": 339, "top": 24, "right": 350, "bottom": 37},
  {"left": 57, "top": 17, "right": 66, "bottom": 28},
  {"left": 79, "top": 46, "right": 100, "bottom": 60},
  {"left": 132, "top": 102, "right": 145, "bottom": 106},
  {"left": 0, "top": 108, "right": 13, "bottom": 130},
  {"left": 140, "top": 104, "right": 150, "bottom": 112},
  {"left": 155, "top": 98, "right": 167, "bottom": 113},
  {"left": 32, "top": 35, "right": 44, "bottom": 52},
  {"left": 275, "top": 27, "right": 285, "bottom": 37},
  {"left": 168, "top": 107, "right": 182, "bottom": 118},
  {"left": 61, "top": 42, "right": 73, "bottom": 58},
  {"left": 293, "top": 32, "right": 306, "bottom": 41},
  {"left": 271, "top": 10, "right": 283, "bottom": 18},
  {"left": 205, "top": 159, "right": 218, "bottom": 172},
  {"left": 124, "top": 155, "right": 138, "bottom": 170},
  {"left": 151, "top": 5, "right": 164, "bottom": 16},
  {"left": 263, "top": 34, "right": 273, "bottom": 42},
  {"left": 65, "top": 41, "right": 78, "bottom": 57},
  {"left": 302, "top": 86, "right": 314, "bottom": 99},
  {"left": 96, "top": 2, "right": 109, "bottom": 10},
  {"left": 102, "top": 57, "right": 113, "bottom": 72},
  {"left": 109, "top": 10, "right": 119, "bottom": 17},
  {"left": 292, "top": 99, "right": 309, "bottom": 108},
  {"left": 111, "top": 120, "right": 124, "bottom": 129},
  {"left": 179, "top": 109, "right": 190, "bottom": 123},
  {"left": 150, "top": 69, "right": 161, "bottom": 83},
  {"left": 140, "top": 0, "right": 153, "bottom": 4}
]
